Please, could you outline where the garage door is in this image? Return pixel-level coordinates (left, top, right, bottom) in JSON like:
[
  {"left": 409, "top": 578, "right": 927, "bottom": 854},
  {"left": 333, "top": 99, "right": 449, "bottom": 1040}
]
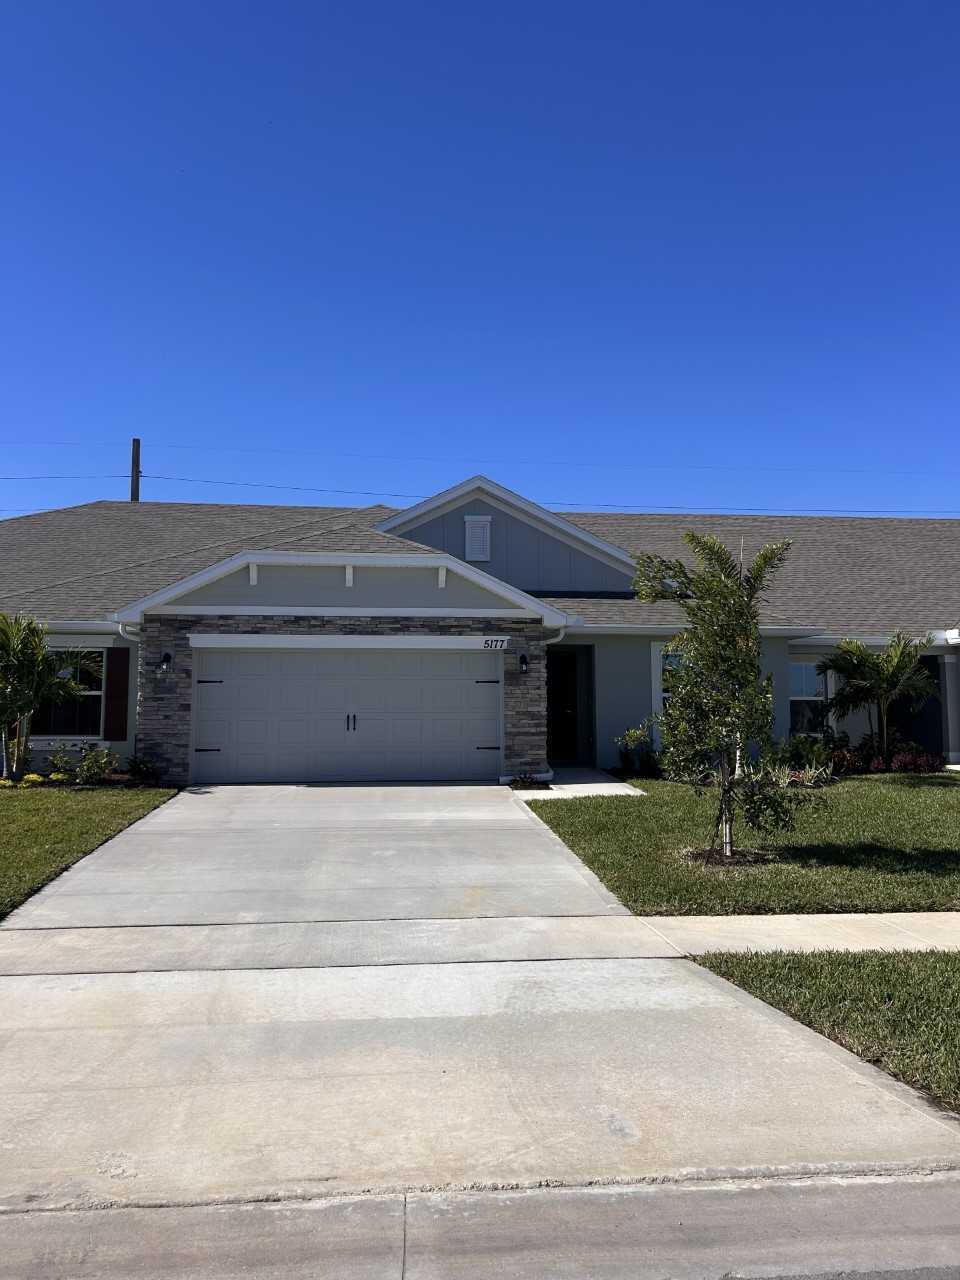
[{"left": 192, "top": 647, "right": 503, "bottom": 784}]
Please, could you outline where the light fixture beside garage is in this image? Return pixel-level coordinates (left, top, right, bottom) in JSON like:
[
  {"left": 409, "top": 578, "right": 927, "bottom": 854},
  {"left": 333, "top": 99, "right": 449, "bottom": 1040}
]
[
  {"left": 156, "top": 651, "right": 174, "bottom": 675},
  {"left": 518, "top": 653, "right": 529, "bottom": 675}
]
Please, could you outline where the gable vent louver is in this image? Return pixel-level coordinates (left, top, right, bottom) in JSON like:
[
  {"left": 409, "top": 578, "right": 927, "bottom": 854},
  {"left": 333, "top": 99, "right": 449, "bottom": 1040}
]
[{"left": 464, "top": 515, "right": 491, "bottom": 562}]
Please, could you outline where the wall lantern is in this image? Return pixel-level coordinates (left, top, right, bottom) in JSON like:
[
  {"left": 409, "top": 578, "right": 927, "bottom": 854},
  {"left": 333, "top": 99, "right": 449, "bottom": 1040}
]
[
  {"left": 156, "top": 652, "right": 174, "bottom": 675},
  {"left": 518, "top": 653, "right": 529, "bottom": 675}
]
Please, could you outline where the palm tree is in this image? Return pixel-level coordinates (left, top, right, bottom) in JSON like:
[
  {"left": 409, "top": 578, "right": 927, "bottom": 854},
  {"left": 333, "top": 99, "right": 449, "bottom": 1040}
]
[
  {"left": 0, "top": 614, "right": 84, "bottom": 782},
  {"left": 817, "top": 632, "right": 939, "bottom": 766}
]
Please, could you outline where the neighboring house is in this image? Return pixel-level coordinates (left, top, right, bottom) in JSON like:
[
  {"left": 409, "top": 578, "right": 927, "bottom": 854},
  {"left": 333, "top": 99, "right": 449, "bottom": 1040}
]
[{"left": 1, "top": 475, "right": 958, "bottom": 784}]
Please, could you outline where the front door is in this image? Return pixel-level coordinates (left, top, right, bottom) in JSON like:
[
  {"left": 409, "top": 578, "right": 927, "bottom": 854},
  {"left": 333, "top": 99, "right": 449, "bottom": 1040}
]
[{"left": 546, "top": 647, "right": 595, "bottom": 767}]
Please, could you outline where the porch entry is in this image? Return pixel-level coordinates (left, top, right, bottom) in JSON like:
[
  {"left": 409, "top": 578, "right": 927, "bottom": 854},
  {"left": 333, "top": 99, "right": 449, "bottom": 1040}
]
[{"left": 546, "top": 645, "right": 596, "bottom": 768}]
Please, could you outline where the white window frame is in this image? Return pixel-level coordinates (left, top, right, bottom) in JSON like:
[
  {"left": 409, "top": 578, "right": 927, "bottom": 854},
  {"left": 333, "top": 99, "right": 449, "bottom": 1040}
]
[
  {"left": 464, "top": 515, "right": 492, "bottom": 562},
  {"left": 789, "top": 660, "right": 829, "bottom": 738},
  {"left": 31, "top": 647, "right": 107, "bottom": 742}
]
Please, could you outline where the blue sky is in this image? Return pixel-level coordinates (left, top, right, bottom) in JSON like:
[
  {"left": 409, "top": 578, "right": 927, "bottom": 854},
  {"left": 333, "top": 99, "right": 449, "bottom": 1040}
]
[{"left": 3, "top": 1, "right": 958, "bottom": 519}]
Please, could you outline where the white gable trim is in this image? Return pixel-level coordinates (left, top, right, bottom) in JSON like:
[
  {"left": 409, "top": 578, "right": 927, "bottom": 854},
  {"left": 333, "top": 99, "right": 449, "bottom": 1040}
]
[
  {"left": 377, "top": 475, "right": 636, "bottom": 573},
  {"left": 112, "top": 550, "right": 569, "bottom": 626},
  {"left": 189, "top": 634, "right": 513, "bottom": 650}
]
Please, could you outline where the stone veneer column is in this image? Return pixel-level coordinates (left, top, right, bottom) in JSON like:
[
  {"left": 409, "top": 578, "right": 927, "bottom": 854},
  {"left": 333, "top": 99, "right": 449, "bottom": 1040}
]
[{"left": 136, "top": 615, "right": 554, "bottom": 785}]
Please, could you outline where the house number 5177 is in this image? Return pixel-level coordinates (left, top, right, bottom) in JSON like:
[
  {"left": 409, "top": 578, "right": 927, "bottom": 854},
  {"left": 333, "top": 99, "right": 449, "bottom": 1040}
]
[{"left": 482, "top": 638, "right": 507, "bottom": 649}]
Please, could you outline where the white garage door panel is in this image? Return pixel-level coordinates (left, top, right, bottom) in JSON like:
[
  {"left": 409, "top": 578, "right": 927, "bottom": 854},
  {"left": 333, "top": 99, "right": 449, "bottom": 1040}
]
[{"left": 193, "top": 648, "right": 503, "bottom": 783}]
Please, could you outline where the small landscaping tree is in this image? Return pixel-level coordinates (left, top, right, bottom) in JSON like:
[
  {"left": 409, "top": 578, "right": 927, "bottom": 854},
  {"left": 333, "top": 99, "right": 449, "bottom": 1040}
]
[
  {"left": 635, "top": 532, "right": 794, "bottom": 857},
  {"left": 0, "top": 613, "right": 83, "bottom": 782},
  {"left": 817, "top": 633, "right": 938, "bottom": 767}
]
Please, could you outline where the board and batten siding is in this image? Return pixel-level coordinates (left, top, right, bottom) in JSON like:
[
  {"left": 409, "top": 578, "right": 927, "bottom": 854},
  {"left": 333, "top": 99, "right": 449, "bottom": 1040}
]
[{"left": 398, "top": 499, "right": 633, "bottom": 594}]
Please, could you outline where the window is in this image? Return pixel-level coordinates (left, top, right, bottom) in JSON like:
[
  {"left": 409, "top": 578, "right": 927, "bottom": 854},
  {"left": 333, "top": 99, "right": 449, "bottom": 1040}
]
[
  {"left": 651, "top": 642, "right": 682, "bottom": 714},
  {"left": 789, "top": 661, "right": 827, "bottom": 736},
  {"left": 32, "top": 650, "right": 106, "bottom": 738},
  {"left": 464, "top": 515, "right": 491, "bottom": 562}
]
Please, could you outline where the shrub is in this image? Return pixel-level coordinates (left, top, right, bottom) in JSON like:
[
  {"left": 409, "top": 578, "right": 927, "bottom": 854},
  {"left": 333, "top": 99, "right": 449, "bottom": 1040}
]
[
  {"left": 615, "top": 722, "right": 662, "bottom": 777},
  {"left": 127, "top": 755, "right": 162, "bottom": 785},
  {"left": 830, "top": 747, "right": 860, "bottom": 776},
  {"left": 765, "top": 737, "right": 835, "bottom": 772},
  {"left": 890, "top": 750, "right": 945, "bottom": 774},
  {"left": 74, "top": 745, "right": 119, "bottom": 785},
  {"left": 509, "top": 774, "right": 543, "bottom": 790},
  {"left": 45, "top": 745, "right": 78, "bottom": 778}
]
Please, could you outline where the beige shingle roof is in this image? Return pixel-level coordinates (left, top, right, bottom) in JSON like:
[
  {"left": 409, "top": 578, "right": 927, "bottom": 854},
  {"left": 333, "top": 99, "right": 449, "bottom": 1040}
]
[
  {"left": 2, "top": 499, "right": 958, "bottom": 634},
  {"left": 0, "top": 501, "right": 427, "bottom": 620}
]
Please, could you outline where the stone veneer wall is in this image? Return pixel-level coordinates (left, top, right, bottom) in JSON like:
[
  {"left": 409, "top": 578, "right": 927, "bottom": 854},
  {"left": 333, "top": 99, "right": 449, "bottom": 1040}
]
[{"left": 138, "top": 614, "right": 555, "bottom": 786}]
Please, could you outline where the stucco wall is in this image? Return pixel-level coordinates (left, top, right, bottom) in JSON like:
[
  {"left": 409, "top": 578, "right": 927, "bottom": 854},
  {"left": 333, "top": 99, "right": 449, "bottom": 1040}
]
[
  {"left": 582, "top": 635, "right": 654, "bottom": 768},
  {"left": 399, "top": 498, "right": 633, "bottom": 594},
  {"left": 760, "top": 637, "right": 792, "bottom": 744}
]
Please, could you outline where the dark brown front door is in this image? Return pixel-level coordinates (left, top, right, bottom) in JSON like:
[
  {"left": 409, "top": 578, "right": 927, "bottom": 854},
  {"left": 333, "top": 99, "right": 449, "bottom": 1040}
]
[{"left": 547, "top": 647, "right": 595, "bottom": 767}]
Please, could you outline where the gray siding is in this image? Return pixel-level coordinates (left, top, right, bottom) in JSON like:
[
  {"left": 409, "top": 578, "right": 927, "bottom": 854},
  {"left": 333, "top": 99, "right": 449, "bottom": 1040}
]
[
  {"left": 400, "top": 499, "right": 633, "bottom": 594},
  {"left": 172, "top": 564, "right": 521, "bottom": 611}
]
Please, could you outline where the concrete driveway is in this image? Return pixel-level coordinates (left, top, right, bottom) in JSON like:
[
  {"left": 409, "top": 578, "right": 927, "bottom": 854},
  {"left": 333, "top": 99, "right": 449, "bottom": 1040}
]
[{"left": 2, "top": 784, "right": 960, "bottom": 1221}]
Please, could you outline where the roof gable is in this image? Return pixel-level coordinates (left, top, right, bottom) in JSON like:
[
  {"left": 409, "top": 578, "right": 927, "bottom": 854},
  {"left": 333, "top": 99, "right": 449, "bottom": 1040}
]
[
  {"left": 376, "top": 476, "right": 636, "bottom": 575},
  {"left": 113, "top": 550, "right": 570, "bottom": 625}
]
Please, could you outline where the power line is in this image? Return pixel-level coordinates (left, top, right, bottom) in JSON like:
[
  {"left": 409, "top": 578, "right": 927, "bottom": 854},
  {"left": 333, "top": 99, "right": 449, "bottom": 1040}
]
[
  {"left": 144, "top": 474, "right": 429, "bottom": 502},
  {"left": 14, "top": 438, "right": 958, "bottom": 480},
  {"left": 6, "top": 469, "right": 960, "bottom": 518},
  {"left": 138, "top": 473, "right": 960, "bottom": 517},
  {"left": 0, "top": 474, "right": 127, "bottom": 482}
]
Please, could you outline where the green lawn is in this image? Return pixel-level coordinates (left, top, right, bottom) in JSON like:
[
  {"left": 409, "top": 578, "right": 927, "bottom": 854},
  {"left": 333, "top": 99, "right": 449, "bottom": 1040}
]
[
  {"left": 0, "top": 787, "right": 175, "bottom": 920},
  {"left": 703, "top": 950, "right": 960, "bottom": 1113},
  {"left": 530, "top": 774, "right": 960, "bottom": 914}
]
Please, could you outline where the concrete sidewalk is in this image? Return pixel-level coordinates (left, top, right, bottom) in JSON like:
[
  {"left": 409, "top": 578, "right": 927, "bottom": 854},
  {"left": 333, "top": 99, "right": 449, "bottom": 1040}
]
[
  {"left": 640, "top": 910, "right": 960, "bottom": 954},
  {"left": 5, "top": 1172, "right": 960, "bottom": 1279}
]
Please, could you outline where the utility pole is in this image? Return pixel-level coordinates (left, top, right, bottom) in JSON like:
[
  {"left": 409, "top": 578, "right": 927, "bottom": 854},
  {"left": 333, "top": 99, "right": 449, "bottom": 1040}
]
[{"left": 130, "top": 437, "right": 141, "bottom": 502}]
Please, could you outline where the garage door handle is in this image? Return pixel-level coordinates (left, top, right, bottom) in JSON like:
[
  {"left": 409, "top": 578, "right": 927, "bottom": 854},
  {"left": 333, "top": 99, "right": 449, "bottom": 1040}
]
[
  {"left": 476, "top": 746, "right": 500, "bottom": 751},
  {"left": 194, "top": 748, "right": 221, "bottom": 753},
  {"left": 352, "top": 714, "right": 356, "bottom": 731},
  {"left": 197, "top": 679, "right": 223, "bottom": 684},
  {"left": 475, "top": 679, "right": 500, "bottom": 684}
]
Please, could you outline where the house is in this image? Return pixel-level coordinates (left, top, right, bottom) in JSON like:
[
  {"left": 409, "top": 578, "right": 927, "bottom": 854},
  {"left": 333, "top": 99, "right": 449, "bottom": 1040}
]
[{"left": 2, "top": 475, "right": 958, "bottom": 784}]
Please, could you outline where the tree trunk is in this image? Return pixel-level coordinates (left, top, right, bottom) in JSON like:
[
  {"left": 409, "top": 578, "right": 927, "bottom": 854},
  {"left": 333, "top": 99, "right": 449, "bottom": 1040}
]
[
  {"left": 0, "top": 725, "right": 9, "bottom": 781},
  {"left": 10, "top": 715, "right": 29, "bottom": 783},
  {"left": 718, "top": 753, "right": 734, "bottom": 857},
  {"left": 878, "top": 701, "right": 889, "bottom": 767}
]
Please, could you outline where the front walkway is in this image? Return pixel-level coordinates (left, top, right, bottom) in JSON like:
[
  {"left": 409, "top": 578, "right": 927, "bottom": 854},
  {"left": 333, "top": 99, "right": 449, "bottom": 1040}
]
[{"left": 2, "top": 784, "right": 959, "bottom": 1216}]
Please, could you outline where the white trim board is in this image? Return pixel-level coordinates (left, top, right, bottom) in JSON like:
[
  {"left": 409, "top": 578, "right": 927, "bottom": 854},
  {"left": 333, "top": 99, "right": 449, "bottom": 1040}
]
[
  {"left": 112, "top": 550, "right": 569, "bottom": 626},
  {"left": 188, "top": 634, "right": 515, "bottom": 651},
  {"left": 376, "top": 475, "right": 636, "bottom": 574},
  {"left": 155, "top": 606, "right": 535, "bottom": 618}
]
